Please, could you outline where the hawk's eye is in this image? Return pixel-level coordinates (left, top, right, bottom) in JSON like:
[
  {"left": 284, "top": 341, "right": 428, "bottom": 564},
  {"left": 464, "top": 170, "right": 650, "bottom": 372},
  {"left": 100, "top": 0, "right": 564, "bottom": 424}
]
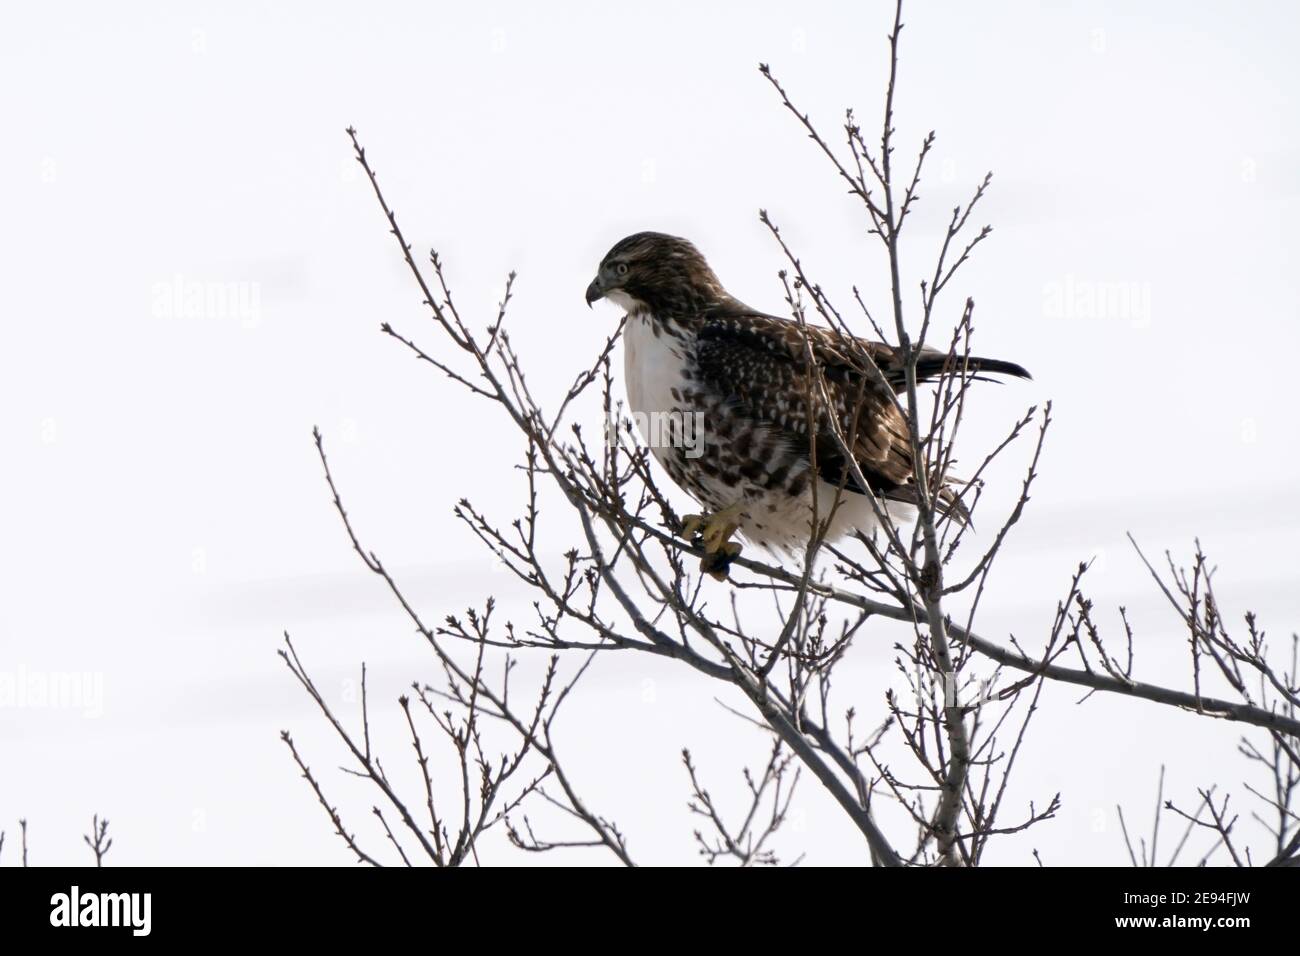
[{"left": 616, "top": 262, "right": 629, "bottom": 277}]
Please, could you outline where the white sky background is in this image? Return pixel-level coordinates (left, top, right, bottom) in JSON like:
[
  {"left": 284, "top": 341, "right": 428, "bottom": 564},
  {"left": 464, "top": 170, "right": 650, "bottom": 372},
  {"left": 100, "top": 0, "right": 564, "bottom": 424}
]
[{"left": 2, "top": 0, "right": 1298, "bottom": 866}]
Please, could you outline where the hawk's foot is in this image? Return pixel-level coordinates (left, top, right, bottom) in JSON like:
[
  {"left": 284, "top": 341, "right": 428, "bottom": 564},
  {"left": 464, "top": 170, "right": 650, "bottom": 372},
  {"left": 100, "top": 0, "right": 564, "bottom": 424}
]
[
  {"left": 679, "top": 503, "right": 745, "bottom": 580},
  {"left": 699, "top": 540, "right": 742, "bottom": 582}
]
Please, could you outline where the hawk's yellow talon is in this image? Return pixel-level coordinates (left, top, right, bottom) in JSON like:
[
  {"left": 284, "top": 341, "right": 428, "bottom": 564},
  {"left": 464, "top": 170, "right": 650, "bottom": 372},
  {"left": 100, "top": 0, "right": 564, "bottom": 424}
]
[
  {"left": 679, "top": 504, "right": 745, "bottom": 580},
  {"left": 680, "top": 513, "right": 707, "bottom": 540}
]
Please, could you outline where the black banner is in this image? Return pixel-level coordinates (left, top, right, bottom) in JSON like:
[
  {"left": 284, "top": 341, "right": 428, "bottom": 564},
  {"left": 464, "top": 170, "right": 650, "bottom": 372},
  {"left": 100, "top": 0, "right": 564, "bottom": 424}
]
[{"left": 0, "top": 866, "right": 1284, "bottom": 942}]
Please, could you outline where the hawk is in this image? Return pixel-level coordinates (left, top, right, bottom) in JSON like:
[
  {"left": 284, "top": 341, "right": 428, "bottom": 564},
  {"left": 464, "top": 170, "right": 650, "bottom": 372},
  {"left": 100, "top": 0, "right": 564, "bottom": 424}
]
[{"left": 585, "top": 232, "right": 1030, "bottom": 578}]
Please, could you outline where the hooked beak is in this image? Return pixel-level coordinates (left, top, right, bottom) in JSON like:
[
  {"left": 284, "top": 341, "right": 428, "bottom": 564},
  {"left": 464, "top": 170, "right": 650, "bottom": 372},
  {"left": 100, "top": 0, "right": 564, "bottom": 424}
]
[{"left": 585, "top": 276, "right": 603, "bottom": 308}]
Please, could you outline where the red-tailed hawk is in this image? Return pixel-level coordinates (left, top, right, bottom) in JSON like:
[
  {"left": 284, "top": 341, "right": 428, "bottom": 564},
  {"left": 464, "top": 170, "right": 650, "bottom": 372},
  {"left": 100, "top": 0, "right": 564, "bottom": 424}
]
[{"left": 586, "top": 232, "right": 1029, "bottom": 578}]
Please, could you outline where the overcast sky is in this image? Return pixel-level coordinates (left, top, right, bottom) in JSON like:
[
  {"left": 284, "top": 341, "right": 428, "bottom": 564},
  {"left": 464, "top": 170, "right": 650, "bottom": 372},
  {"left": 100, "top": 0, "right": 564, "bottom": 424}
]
[{"left": 2, "top": 0, "right": 1298, "bottom": 865}]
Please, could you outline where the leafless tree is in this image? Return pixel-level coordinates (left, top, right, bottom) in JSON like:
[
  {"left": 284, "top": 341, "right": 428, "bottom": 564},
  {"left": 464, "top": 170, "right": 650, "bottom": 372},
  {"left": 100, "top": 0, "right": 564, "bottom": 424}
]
[{"left": 285, "top": 0, "right": 1298, "bottom": 866}]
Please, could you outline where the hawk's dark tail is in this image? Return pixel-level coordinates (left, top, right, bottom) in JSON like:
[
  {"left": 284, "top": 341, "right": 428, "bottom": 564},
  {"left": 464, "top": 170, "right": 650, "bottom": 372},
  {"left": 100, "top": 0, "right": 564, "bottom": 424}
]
[{"left": 915, "top": 353, "right": 1032, "bottom": 384}]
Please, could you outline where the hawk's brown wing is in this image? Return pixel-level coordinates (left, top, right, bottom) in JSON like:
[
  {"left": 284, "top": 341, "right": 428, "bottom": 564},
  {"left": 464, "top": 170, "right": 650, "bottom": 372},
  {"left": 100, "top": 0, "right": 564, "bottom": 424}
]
[{"left": 692, "top": 307, "right": 917, "bottom": 500}]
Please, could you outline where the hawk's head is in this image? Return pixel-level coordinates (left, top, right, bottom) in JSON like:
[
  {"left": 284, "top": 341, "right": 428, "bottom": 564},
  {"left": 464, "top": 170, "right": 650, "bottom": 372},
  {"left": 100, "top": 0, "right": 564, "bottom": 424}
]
[{"left": 586, "top": 232, "right": 726, "bottom": 317}]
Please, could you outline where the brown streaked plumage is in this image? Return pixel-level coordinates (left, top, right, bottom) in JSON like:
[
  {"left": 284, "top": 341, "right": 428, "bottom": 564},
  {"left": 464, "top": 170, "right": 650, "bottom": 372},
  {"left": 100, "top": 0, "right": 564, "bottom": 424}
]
[{"left": 585, "top": 231, "right": 1029, "bottom": 572}]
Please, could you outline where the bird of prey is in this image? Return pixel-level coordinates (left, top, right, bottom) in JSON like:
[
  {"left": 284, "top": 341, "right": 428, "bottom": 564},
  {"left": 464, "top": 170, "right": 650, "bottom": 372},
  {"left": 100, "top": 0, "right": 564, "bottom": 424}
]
[{"left": 585, "top": 231, "right": 1029, "bottom": 579}]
